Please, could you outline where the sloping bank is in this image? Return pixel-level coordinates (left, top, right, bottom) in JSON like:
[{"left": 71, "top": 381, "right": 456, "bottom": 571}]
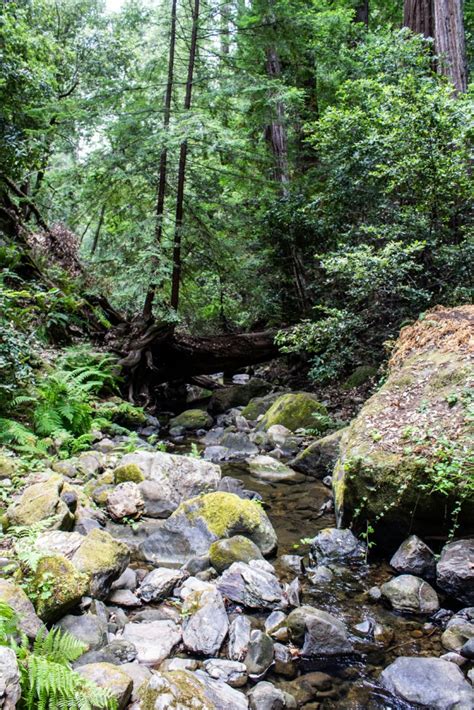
[{"left": 333, "top": 305, "right": 473, "bottom": 548}]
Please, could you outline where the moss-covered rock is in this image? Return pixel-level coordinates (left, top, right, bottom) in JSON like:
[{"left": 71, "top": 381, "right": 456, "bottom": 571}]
[
  {"left": 209, "top": 535, "right": 263, "bottom": 572},
  {"left": 71, "top": 529, "right": 130, "bottom": 599},
  {"left": 6, "top": 475, "right": 75, "bottom": 531},
  {"left": 0, "top": 579, "right": 42, "bottom": 638},
  {"left": 31, "top": 554, "right": 88, "bottom": 622},
  {"left": 0, "top": 453, "right": 18, "bottom": 480},
  {"left": 95, "top": 399, "right": 147, "bottom": 428},
  {"left": 208, "top": 379, "right": 273, "bottom": 414},
  {"left": 113, "top": 463, "right": 144, "bottom": 484},
  {"left": 291, "top": 429, "right": 346, "bottom": 479},
  {"left": 241, "top": 392, "right": 283, "bottom": 421},
  {"left": 140, "top": 671, "right": 212, "bottom": 710},
  {"left": 76, "top": 663, "right": 132, "bottom": 710},
  {"left": 258, "top": 392, "right": 328, "bottom": 432},
  {"left": 169, "top": 409, "right": 213, "bottom": 431},
  {"left": 342, "top": 365, "right": 378, "bottom": 390},
  {"left": 334, "top": 307, "right": 474, "bottom": 547}
]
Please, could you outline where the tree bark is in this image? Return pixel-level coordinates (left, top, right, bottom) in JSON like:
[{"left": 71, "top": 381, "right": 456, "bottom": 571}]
[
  {"left": 170, "top": 0, "right": 200, "bottom": 311},
  {"left": 143, "top": 0, "right": 178, "bottom": 318},
  {"left": 433, "top": 0, "right": 468, "bottom": 92},
  {"left": 404, "top": 0, "right": 434, "bottom": 36},
  {"left": 90, "top": 203, "right": 106, "bottom": 255},
  {"left": 265, "top": 46, "right": 289, "bottom": 192},
  {"left": 355, "top": 1, "right": 369, "bottom": 27}
]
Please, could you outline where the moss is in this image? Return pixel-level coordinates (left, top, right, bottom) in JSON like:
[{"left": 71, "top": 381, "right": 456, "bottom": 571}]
[
  {"left": 6, "top": 475, "right": 75, "bottom": 530},
  {"left": 140, "top": 671, "right": 212, "bottom": 710},
  {"left": 32, "top": 554, "right": 88, "bottom": 622},
  {"left": 241, "top": 392, "right": 282, "bottom": 421},
  {"left": 114, "top": 463, "right": 144, "bottom": 484},
  {"left": 0, "top": 454, "right": 17, "bottom": 480},
  {"left": 179, "top": 492, "right": 262, "bottom": 538},
  {"left": 343, "top": 365, "right": 378, "bottom": 390},
  {"left": 258, "top": 392, "right": 328, "bottom": 432},
  {"left": 209, "top": 535, "right": 262, "bottom": 572},
  {"left": 95, "top": 400, "right": 147, "bottom": 428},
  {"left": 72, "top": 529, "right": 129, "bottom": 577},
  {"left": 169, "top": 409, "right": 213, "bottom": 430}
]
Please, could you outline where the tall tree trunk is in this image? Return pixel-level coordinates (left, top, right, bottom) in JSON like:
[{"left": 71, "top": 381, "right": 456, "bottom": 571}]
[
  {"left": 403, "top": 0, "right": 434, "bottom": 36},
  {"left": 170, "top": 0, "right": 200, "bottom": 311},
  {"left": 433, "top": 0, "right": 467, "bottom": 92},
  {"left": 91, "top": 203, "right": 106, "bottom": 255},
  {"left": 355, "top": 1, "right": 369, "bottom": 27},
  {"left": 143, "top": 0, "right": 178, "bottom": 319},
  {"left": 265, "top": 46, "right": 289, "bottom": 192}
]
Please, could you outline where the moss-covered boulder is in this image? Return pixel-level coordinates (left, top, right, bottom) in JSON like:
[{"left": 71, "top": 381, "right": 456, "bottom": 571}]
[
  {"left": 71, "top": 529, "right": 130, "bottom": 599},
  {"left": 76, "top": 663, "right": 133, "bottom": 710},
  {"left": 113, "top": 464, "right": 144, "bottom": 484},
  {"left": 31, "top": 555, "right": 89, "bottom": 622},
  {"left": 95, "top": 399, "right": 147, "bottom": 428},
  {"left": 258, "top": 392, "right": 328, "bottom": 433},
  {"left": 241, "top": 392, "right": 283, "bottom": 421},
  {"left": 140, "top": 670, "right": 247, "bottom": 710},
  {"left": 342, "top": 365, "right": 378, "bottom": 390},
  {"left": 209, "top": 535, "right": 263, "bottom": 573},
  {"left": 169, "top": 409, "right": 213, "bottom": 431},
  {"left": 138, "top": 492, "right": 277, "bottom": 566},
  {"left": 208, "top": 379, "right": 273, "bottom": 414},
  {"left": 6, "top": 475, "right": 75, "bottom": 531},
  {"left": 334, "top": 306, "right": 474, "bottom": 547},
  {"left": 291, "top": 429, "right": 346, "bottom": 479},
  {"left": 0, "top": 453, "right": 18, "bottom": 480}
]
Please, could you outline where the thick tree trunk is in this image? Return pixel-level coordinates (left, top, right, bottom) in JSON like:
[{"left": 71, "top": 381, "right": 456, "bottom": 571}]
[
  {"left": 403, "top": 0, "right": 434, "bottom": 36},
  {"left": 170, "top": 0, "right": 200, "bottom": 311},
  {"left": 433, "top": 0, "right": 467, "bottom": 92},
  {"left": 265, "top": 46, "right": 289, "bottom": 192},
  {"left": 355, "top": 1, "right": 369, "bottom": 27},
  {"left": 143, "top": 0, "right": 178, "bottom": 318}
]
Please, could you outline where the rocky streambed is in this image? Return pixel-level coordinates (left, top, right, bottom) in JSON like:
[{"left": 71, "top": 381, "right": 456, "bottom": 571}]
[{"left": 0, "top": 382, "right": 473, "bottom": 710}]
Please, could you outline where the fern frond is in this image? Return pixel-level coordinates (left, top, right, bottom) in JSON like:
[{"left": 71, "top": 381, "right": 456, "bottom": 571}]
[{"left": 33, "top": 627, "right": 86, "bottom": 664}]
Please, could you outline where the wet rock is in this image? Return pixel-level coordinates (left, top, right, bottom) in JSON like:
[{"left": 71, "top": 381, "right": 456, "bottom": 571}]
[
  {"left": 209, "top": 535, "right": 263, "bottom": 573},
  {"left": 71, "top": 529, "right": 130, "bottom": 599},
  {"left": 441, "top": 616, "right": 474, "bottom": 652},
  {"left": 258, "top": 392, "right": 329, "bottom": 433},
  {"left": 0, "top": 579, "right": 42, "bottom": 638},
  {"left": 283, "top": 672, "right": 334, "bottom": 705},
  {"left": 31, "top": 554, "right": 89, "bottom": 622},
  {"left": 76, "top": 662, "right": 132, "bottom": 709},
  {"left": 140, "top": 669, "right": 248, "bottom": 710},
  {"left": 6, "top": 475, "right": 75, "bottom": 530},
  {"left": 242, "top": 392, "right": 283, "bottom": 421},
  {"left": 437, "top": 539, "right": 474, "bottom": 605},
  {"left": 228, "top": 615, "right": 251, "bottom": 661},
  {"left": 311, "top": 528, "right": 365, "bottom": 565},
  {"left": 461, "top": 637, "right": 474, "bottom": 659},
  {"left": 440, "top": 652, "right": 467, "bottom": 666},
  {"left": 0, "top": 646, "right": 21, "bottom": 710},
  {"left": 247, "top": 456, "right": 304, "bottom": 483},
  {"left": 290, "top": 430, "right": 345, "bottom": 479},
  {"left": 265, "top": 610, "right": 287, "bottom": 638},
  {"left": 182, "top": 586, "right": 229, "bottom": 656},
  {"left": 209, "top": 379, "right": 273, "bottom": 414},
  {"left": 380, "top": 656, "right": 474, "bottom": 709},
  {"left": 169, "top": 409, "right": 213, "bottom": 431},
  {"left": 390, "top": 535, "right": 436, "bottom": 579},
  {"left": 381, "top": 574, "right": 439, "bottom": 615},
  {"left": 118, "top": 450, "right": 221, "bottom": 516},
  {"left": 217, "top": 560, "right": 283, "bottom": 609},
  {"left": 139, "top": 492, "right": 277, "bottom": 566},
  {"left": 203, "top": 446, "right": 229, "bottom": 463},
  {"left": 55, "top": 613, "right": 108, "bottom": 651},
  {"left": 287, "top": 606, "right": 353, "bottom": 655},
  {"left": 266, "top": 424, "right": 291, "bottom": 445},
  {"left": 278, "top": 555, "right": 304, "bottom": 576},
  {"left": 244, "top": 630, "right": 274, "bottom": 678},
  {"left": 273, "top": 643, "right": 297, "bottom": 678},
  {"left": 110, "top": 567, "right": 137, "bottom": 591},
  {"left": 217, "top": 476, "right": 261, "bottom": 501},
  {"left": 121, "top": 619, "right": 182, "bottom": 665},
  {"left": 203, "top": 659, "right": 247, "bottom": 687},
  {"left": 106, "top": 482, "right": 144, "bottom": 521},
  {"left": 308, "top": 565, "right": 333, "bottom": 584},
  {"left": 283, "top": 577, "right": 300, "bottom": 608},
  {"left": 218, "top": 432, "right": 259, "bottom": 458},
  {"left": 74, "top": 639, "right": 137, "bottom": 667},
  {"left": 248, "top": 681, "right": 297, "bottom": 710},
  {"left": 138, "top": 567, "right": 187, "bottom": 603}
]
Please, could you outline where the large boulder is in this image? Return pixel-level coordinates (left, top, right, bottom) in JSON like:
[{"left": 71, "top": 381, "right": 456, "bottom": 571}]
[
  {"left": 290, "top": 430, "right": 345, "bottom": 479},
  {"left": 258, "top": 393, "right": 329, "bottom": 433},
  {"left": 311, "top": 528, "right": 365, "bottom": 565},
  {"left": 436, "top": 539, "right": 474, "bottom": 605},
  {"left": 6, "top": 475, "right": 75, "bottom": 530},
  {"left": 247, "top": 456, "right": 304, "bottom": 483},
  {"left": 71, "top": 529, "right": 130, "bottom": 599},
  {"left": 380, "top": 656, "right": 474, "bottom": 709},
  {"left": 169, "top": 409, "right": 213, "bottom": 431},
  {"left": 209, "top": 535, "right": 263, "bottom": 573},
  {"left": 380, "top": 574, "right": 439, "bottom": 615},
  {"left": 31, "top": 555, "right": 89, "bottom": 622},
  {"left": 333, "top": 306, "right": 474, "bottom": 544},
  {"left": 242, "top": 392, "right": 283, "bottom": 421},
  {"left": 287, "top": 606, "right": 352, "bottom": 656},
  {"left": 121, "top": 620, "right": 182, "bottom": 666},
  {"left": 139, "top": 670, "right": 248, "bottom": 709},
  {"left": 117, "top": 451, "right": 221, "bottom": 518},
  {"left": 217, "top": 561, "right": 283, "bottom": 610},
  {"left": 138, "top": 492, "right": 277, "bottom": 566},
  {"left": 76, "top": 663, "right": 132, "bottom": 710},
  {"left": 182, "top": 586, "right": 229, "bottom": 656},
  {"left": 390, "top": 535, "right": 436, "bottom": 579},
  {"left": 209, "top": 379, "right": 273, "bottom": 414}
]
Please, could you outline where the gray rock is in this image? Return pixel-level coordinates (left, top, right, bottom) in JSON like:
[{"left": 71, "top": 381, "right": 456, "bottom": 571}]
[
  {"left": 311, "top": 528, "right": 365, "bottom": 565},
  {"left": 381, "top": 574, "right": 439, "bottom": 615},
  {"left": 442, "top": 617, "right": 474, "bottom": 652},
  {"left": 245, "top": 630, "right": 274, "bottom": 679},
  {"left": 209, "top": 379, "right": 273, "bottom": 414},
  {"left": 140, "top": 670, "right": 248, "bottom": 710},
  {"left": 76, "top": 662, "right": 132, "bottom": 710},
  {"left": 74, "top": 640, "right": 137, "bottom": 667},
  {"left": 55, "top": 613, "right": 108, "bottom": 651},
  {"left": 390, "top": 535, "right": 436, "bottom": 579},
  {"left": 290, "top": 430, "right": 344, "bottom": 478},
  {"left": 228, "top": 615, "right": 252, "bottom": 661},
  {"left": 248, "top": 681, "right": 297, "bottom": 710},
  {"left": 203, "top": 659, "right": 248, "bottom": 687},
  {"left": 6, "top": 475, "right": 75, "bottom": 531},
  {"left": 278, "top": 555, "right": 303, "bottom": 576},
  {"left": 139, "top": 480, "right": 175, "bottom": 518},
  {"left": 121, "top": 620, "right": 182, "bottom": 665},
  {"left": 308, "top": 565, "right": 333, "bottom": 584},
  {"left": 247, "top": 456, "right": 304, "bottom": 483},
  {"left": 71, "top": 528, "right": 130, "bottom": 600},
  {"left": 138, "top": 568, "right": 187, "bottom": 603},
  {"left": 106, "top": 482, "right": 144, "bottom": 521},
  {"left": 110, "top": 567, "right": 137, "bottom": 591},
  {"left": 265, "top": 611, "right": 287, "bottom": 638},
  {"left": 287, "top": 606, "right": 353, "bottom": 655},
  {"left": 217, "top": 560, "right": 283, "bottom": 609},
  {"left": 160, "top": 658, "right": 199, "bottom": 672},
  {"left": 34, "top": 530, "right": 84, "bottom": 558},
  {"left": 380, "top": 656, "right": 474, "bottom": 709},
  {"left": 209, "top": 535, "right": 263, "bottom": 573},
  {"left": 107, "top": 589, "right": 140, "bottom": 607},
  {"left": 437, "top": 539, "right": 474, "bottom": 605},
  {"left": 461, "top": 637, "right": 474, "bottom": 659},
  {"left": 120, "top": 662, "right": 152, "bottom": 702},
  {"left": 273, "top": 643, "right": 297, "bottom": 678},
  {"left": 182, "top": 587, "right": 229, "bottom": 656},
  {"left": 0, "top": 647, "right": 21, "bottom": 710},
  {"left": 0, "top": 579, "right": 42, "bottom": 639},
  {"left": 217, "top": 476, "right": 261, "bottom": 501},
  {"left": 219, "top": 432, "right": 259, "bottom": 459}
]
